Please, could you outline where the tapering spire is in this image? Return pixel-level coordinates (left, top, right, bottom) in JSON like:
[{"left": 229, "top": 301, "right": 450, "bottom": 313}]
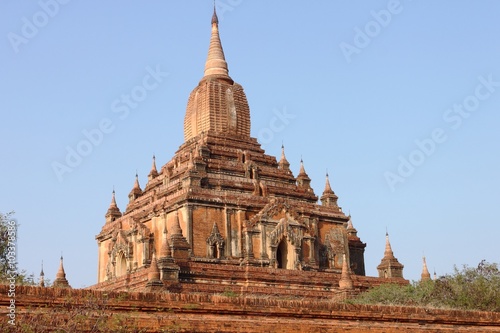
[
  {"left": 211, "top": 3, "right": 218, "bottom": 25},
  {"left": 377, "top": 231, "right": 404, "bottom": 279},
  {"left": 339, "top": 254, "right": 354, "bottom": 290},
  {"left": 53, "top": 256, "right": 70, "bottom": 288},
  {"left": 421, "top": 256, "right": 431, "bottom": 281},
  {"left": 296, "top": 158, "right": 313, "bottom": 190},
  {"left": 148, "top": 155, "right": 158, "bottom": 179},
  {"left": 110, "top": 189, "right": 118, "bottom": 208},
  {"left": 204, "top": 6, "right": 229, "bottom": 77},
  {"left": 171, "top": 211, "right": 183, "bottom": 236},
  {"left": 347, "top": 216, "right": 354, "bottom": 230},
  {"left": 320, "top": 171, "right": 338, "bottom": 207},
  {"left": 323, "top": 172, "right": 334, "bottom": 194},
  {"left": 56, "top": 256, "right": 65, "bottom": 278},
  {"left": 168, "top": 210, "right": 191, "bottom": 259},
  {"left": 278, "top": 144, "right": 290, "bottom": 170},
  {"left": 159, "top": 223, "right": 171, "bottom": 259},
  {"left": 106, "top": 189, "right": 122, "bottom": 223},
  {"left": 39, "top": 261, "right": 45, "bottom": 287},
  {"left": 128, "top": 173, "right": 143, "bottom": 202},
  {"left": 298, "top": 158, "right": 307, "bottom": 176},
  {"left": 346, "top": 215, "right": 358, "bottom": 238},
  {"left": 383, "top": 232, "right": 395, "bottom": 259},
  {"left": 134, "top": 172, "right": 140, "bottom": 189},
  {"left": 146, "top": 252, "right": 163, "bottom": 287}
]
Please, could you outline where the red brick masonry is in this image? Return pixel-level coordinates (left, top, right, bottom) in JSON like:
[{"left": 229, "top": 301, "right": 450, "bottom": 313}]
[{"left": 2, "top": 285, "right": 499, "bottom": 332}]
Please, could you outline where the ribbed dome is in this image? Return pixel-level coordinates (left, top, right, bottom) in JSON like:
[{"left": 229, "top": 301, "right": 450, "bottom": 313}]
[{"left": 183, "top": 8, "right": 251, "bottom": 142}]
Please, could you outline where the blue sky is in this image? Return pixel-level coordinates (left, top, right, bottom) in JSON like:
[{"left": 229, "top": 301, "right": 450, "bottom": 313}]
[{"left": 1, "top": 1, "right": 499, "bottom": 288}]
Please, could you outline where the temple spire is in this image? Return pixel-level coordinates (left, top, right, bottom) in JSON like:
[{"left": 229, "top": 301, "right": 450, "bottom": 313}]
[
  {"left": 298, "top": 158, "right": 306, "bottom": 176},
  {"left": 53, "top": 256, "right": 70, "bottom": 288},
  {"left": 39, "top": 261, "right": 45, "bottom": 287},
  {"left": 323, "top": 172, "right": 334, "bottom": 194},
  {"left": 128, "top": 173, "right": 143, "bottom": 202},
  {"left": 110, "top": 189, "right": 117, "bottom": 207},
  {"left": 320, "top": 172, "right": 338, "bottom": 207},
  {"left": 204, "top": 6, "right": 229, "bottom": 77},
  {"left": 148, "top": 155, "right": 158, "bottom": 180},
  {"left": 377, "top": 231, "right": 404, "bottom": 279},
  {"left": 383, "top": 232, "right": 395, "bottom": 259},
  {"left": 146, "top": 252, "right": 163, "bottom": 288},
  {"left": 338, "top": 254, "right": 353, "bottom": 290},
  {"left": 105, "top": 189, "right": 122, "bottom": 223},
  {"left": 278, "top": 144, "right": 290, "bottom": 171},
  {"left": 421, "top": 256, "right": 431, "bottom": 281}
]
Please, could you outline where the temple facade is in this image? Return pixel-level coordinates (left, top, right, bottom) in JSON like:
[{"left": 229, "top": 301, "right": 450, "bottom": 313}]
[{"left": 93, "top": 9, "right": 405, "bottom": 295}]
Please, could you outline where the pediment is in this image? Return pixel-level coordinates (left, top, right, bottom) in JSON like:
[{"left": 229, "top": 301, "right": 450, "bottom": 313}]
[{"left": 248, "top": 197, "right": 303, "bottom": 227}]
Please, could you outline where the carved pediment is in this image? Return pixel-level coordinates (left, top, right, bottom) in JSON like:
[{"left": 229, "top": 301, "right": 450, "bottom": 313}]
[
  {"left": 269, "top": 218, "right": 302, "bottom": 248},
  {"left": 248, "top": 198, "right": 303, "bottom": 228},
  {"left": 206, "top": 223, "right": 224, "bottom": 246}
]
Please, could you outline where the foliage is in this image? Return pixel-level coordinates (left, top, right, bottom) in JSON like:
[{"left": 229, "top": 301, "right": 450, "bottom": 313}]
[
  {"left": 0, "top": 211, "right": 35, "bottom": 285},
  {"left": 221, "top": 289, "right": 239, "bottom": 297},
  {"left": 352, "top": 260, "right": 500, "bottom": 312}
]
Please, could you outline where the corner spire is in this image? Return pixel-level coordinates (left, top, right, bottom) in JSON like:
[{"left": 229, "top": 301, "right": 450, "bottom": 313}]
[
  {"left": 148, "top": 155, "right": 158, "bottom": 180},
  {"left": 146, "top": 252, "right": 163, "bottom": 288},
  {"left": 320, "top": 171, "right": 338, "bottom": 207},
  {"left": 204, "top": 6, "right": 229, "bottom": 78},
  {"left": 323, "top": 172, "right": 334, "bottom": 194},
  {"left": 278, "top": 144, "right": 290, "bottom": 171},
  {"left": 338, "top": 254, "right": 353, "bottom": 290},
  {"left": 106, "top": 189, "right": 122, "bottom": 223},
  {"left": 128, "top": 173, "right": 143, "bottom": 202}
]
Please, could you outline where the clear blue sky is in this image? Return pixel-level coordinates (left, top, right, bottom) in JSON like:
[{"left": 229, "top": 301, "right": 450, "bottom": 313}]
[{"left": 1, "top": 1, "right": 499, "bottom": 288}]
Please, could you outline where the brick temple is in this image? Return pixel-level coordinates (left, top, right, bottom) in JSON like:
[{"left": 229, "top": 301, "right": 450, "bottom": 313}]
[{"left": 92, "top": 8, "right": 405, "bottom": 296}]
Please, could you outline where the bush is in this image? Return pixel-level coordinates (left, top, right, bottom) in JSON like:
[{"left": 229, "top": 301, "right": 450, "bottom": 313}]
[{"left": 352, "top": 261, "right": 500, "bottom": 312}]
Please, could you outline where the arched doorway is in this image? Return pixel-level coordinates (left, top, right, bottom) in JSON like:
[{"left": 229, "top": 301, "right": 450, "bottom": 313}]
[
  {"left": 116, "top": 253, "right": 127, "bottom": 277},
  {"left": 276, "top": 239, "right": 288, "bottom": 269}
]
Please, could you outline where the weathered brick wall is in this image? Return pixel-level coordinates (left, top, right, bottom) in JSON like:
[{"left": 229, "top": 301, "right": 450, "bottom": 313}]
[{"left": 2, "top": 285, "right": 499, "bottom": 332}]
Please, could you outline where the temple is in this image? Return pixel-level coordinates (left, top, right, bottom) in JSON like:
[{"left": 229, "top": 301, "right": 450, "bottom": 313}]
[{"left": 92, "top": 8, "right": 405, "bottom": 296}]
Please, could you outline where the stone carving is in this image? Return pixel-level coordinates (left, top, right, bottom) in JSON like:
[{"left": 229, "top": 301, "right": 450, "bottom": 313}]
[{"left": 206, "top": 223, "right": 225, "bottom": 259}]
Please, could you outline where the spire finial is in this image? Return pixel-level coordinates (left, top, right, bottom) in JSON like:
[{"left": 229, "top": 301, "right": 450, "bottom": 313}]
[
  {"left": 204, "top": 5, "right": 228, "bottom": 77},
  {"left": 212, "top": 2, "right": 219, "bottom": 25}
]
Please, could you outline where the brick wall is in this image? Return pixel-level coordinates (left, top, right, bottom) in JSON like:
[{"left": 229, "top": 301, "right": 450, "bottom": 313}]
[{"left": 2, "top": 285, "right": 499, "bottom": 332}]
